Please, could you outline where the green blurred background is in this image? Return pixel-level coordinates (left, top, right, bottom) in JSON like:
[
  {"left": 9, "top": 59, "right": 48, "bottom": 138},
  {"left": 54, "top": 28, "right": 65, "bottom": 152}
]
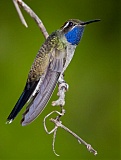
[{"left": 0, "top": 0, "right": 120, "bottom": 159}]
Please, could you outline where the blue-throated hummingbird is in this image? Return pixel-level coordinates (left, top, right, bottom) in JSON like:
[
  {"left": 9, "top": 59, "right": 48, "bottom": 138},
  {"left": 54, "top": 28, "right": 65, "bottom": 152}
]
[{"left": 7, "top": 19, "right": 100, "bottom": 126}]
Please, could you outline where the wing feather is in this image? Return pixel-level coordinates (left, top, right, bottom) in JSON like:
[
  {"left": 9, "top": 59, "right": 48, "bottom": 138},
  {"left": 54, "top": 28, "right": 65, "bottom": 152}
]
[{"left": 21, "top": 58, "right": 63, "bottom": 126}]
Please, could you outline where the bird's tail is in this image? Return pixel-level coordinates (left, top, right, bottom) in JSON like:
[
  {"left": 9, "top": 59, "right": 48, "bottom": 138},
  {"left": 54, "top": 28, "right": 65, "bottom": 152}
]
[{"left": 6, "top": 81, "right": 38, "bottom": 123}]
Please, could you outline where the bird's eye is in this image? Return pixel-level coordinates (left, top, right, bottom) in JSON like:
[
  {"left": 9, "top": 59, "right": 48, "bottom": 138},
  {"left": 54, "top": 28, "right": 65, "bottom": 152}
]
[{"left": 68, "top": 21, "right": 73, "bottom": 27}]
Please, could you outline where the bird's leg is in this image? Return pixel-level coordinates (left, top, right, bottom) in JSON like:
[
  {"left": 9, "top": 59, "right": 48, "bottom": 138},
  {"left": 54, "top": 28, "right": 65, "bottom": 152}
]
[{"left": 52, "top": 74, "right": 69, "bottom": 107}]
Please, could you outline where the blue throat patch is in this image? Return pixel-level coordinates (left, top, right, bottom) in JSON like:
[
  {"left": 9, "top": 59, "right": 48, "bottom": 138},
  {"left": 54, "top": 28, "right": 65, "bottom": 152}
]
[{"left": 65, "top": 26, "right": 84, "bottom": 45}]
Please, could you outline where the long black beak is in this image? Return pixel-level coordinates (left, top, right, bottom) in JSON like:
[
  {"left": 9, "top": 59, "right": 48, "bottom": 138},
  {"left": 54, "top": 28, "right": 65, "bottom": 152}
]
[{"left": 81, "top": 19, "right": 101, "bottom": 25}]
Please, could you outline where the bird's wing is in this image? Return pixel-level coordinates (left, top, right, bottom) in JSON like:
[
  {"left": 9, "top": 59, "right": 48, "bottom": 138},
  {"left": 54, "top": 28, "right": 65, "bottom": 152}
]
[{"left": 21, "top": 56, "right": 64, "bottom": 126}]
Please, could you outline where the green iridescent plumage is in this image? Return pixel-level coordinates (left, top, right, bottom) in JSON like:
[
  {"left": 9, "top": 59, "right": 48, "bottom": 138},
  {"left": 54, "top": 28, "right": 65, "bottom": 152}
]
[{"left": 28, "top": 32, "right": 65, "bottom": 82}]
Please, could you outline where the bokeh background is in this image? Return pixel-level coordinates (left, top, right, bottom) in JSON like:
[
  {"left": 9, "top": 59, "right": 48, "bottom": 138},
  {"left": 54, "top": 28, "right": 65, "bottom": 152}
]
[{"left": 0, "top": 0, "right": 120, "bottom": 159}]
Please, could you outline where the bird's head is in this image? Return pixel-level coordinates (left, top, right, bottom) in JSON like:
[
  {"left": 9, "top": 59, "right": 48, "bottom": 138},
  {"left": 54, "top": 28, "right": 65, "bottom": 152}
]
[{"left": 60, "top": 19, "right": 100, "bottom": 45}]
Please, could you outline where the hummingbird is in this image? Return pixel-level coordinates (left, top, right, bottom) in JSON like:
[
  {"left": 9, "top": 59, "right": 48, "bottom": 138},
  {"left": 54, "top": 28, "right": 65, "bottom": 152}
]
[{"left": 7, "top": 19, "right": 100, "bottom": 126}]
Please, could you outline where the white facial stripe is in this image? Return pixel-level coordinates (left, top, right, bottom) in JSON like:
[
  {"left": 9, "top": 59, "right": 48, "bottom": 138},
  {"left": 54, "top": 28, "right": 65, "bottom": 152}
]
[
  {"left": 63, "top": 22, "right": 70, "bottom": 29},
  {"left": 71, "top": 25, "right": 77, "bottom": 30}
]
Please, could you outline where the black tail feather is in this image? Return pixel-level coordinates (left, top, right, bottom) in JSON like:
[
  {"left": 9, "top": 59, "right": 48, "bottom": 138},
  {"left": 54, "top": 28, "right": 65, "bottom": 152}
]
[{"left": 7, "top": 81, "right": 38, "bottom": 123}]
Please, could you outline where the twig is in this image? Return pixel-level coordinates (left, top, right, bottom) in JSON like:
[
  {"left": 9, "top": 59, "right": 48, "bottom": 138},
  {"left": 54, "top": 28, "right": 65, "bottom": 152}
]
[
  {"left": 44, "top": 110, "right": 97, "bottom": 156},
  {"left": 52, "top": 128, "right": 59, "bottom": 156},
  {"left": 13, "top": 0, "right": 28, "bottom": 27},
  {"left": 12, "top": 0, "right": 48, "bottom": 39},
  {"left": 43, "top": 109, "right": 65, "bottom": 156},
  {"left": 43, "top": 109, "right": 65, "bottom": 134},
  {"left": 51, "top": 118, "right": 97, "bottom": 155}
]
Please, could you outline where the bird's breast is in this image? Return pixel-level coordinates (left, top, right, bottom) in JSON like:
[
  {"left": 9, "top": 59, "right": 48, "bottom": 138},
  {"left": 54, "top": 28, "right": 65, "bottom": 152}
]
[{"left": 62, "top": 44, "right": 76, "bottom": 73}]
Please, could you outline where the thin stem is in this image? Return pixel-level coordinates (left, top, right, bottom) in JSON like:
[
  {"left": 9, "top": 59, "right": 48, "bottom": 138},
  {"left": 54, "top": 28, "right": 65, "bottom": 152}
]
[
  {"left": 50, "top": 118, "right": 97, "bottom": 155},
  {"left": 13, "top": 0, "right": 28, "bottom": 27},
  {"left": 52, "top": 128, "right": 60, "bottom": 156},
  {"left": 13, "top": 0, "right": 48, "bottom": 39}
]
